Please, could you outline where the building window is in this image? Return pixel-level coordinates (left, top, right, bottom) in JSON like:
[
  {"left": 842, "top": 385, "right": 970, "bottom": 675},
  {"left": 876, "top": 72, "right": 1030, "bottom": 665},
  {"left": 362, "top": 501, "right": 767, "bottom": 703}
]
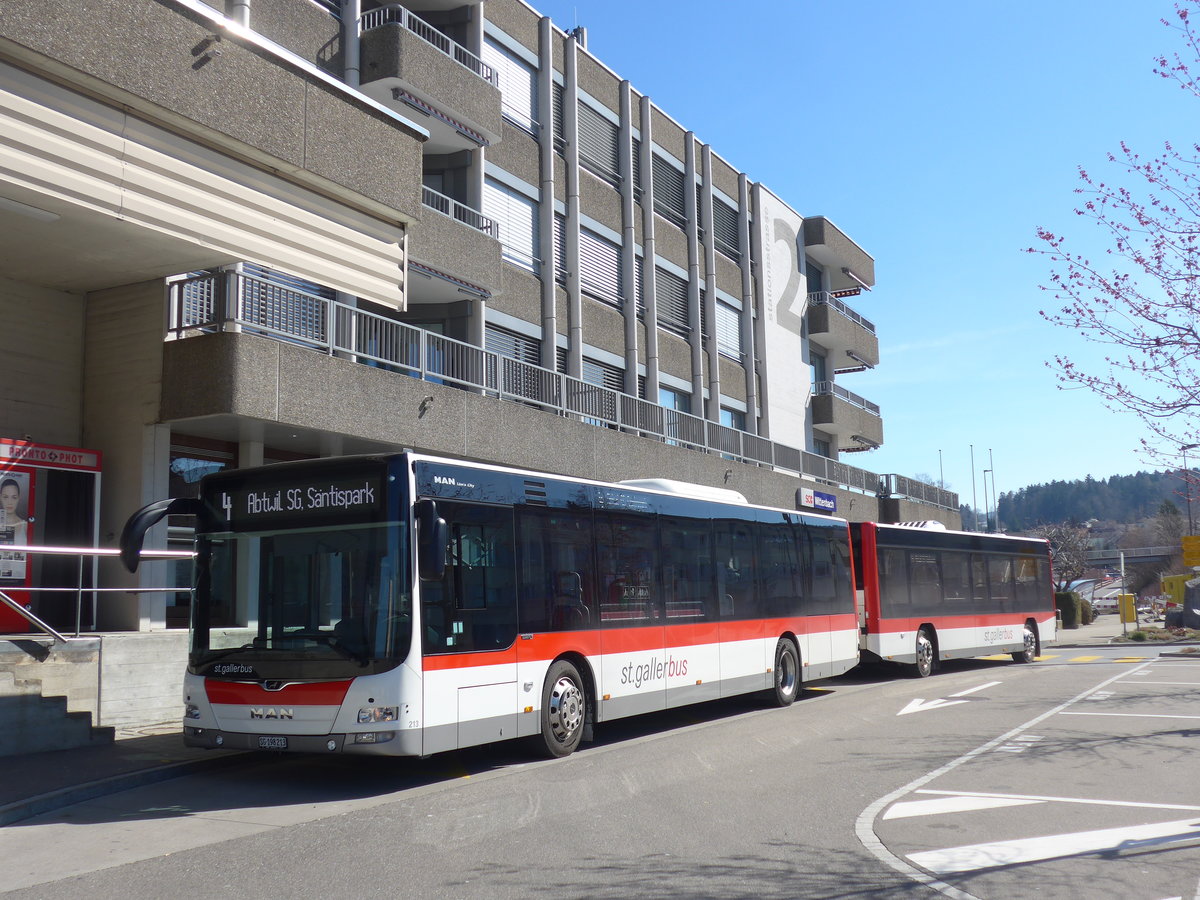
[
  {"left": 716, "top": 301, "right": 742, "bottom": 359},
  {"left": 655, "top": 268, "right": 689, "bottom": 336},
  {"left": 814, "top": 438, "right": 832, "bottom": 459},
  {"left": 485, "top": 324, "right": 540, "bottom": 366},
  {"left": 811, "top": 351, "right": 828, "bottom": 385},
  {"left": 659, "top": 386, "right": 691, "bottom": 414},
  {"left": 720, "top": 407, "right": 745, "bottom": 431},
  {"left": 652, "top": 154, "right": 686, "bottom": 227},
  {"left": 578, "top": 102, "right": 620, "bottom": 184},
  {"left": 713, "top": 197, "right": 740, "bottom": 259},
  {"left": 579, "top": 229, "right": 623, "bottom": 306},
  {"left": 482, "top": 38, "right": 537, "bottom": 132},
  {"left": 483, "top": 178, "right": 539, "bottom": 273}
]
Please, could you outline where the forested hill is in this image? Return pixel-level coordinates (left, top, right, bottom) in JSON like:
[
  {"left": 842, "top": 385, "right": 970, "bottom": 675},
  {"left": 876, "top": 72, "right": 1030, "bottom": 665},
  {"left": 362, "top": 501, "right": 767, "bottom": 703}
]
[{"left": 999, "top": 470, "right": 1189, "bottom": 529}]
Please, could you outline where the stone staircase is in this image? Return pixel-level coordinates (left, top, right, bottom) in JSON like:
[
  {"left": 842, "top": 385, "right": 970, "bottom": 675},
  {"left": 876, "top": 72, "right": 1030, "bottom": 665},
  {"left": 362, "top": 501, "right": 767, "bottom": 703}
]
[{"left": 0, "top": 639, "right": 114, "bottom": 758}]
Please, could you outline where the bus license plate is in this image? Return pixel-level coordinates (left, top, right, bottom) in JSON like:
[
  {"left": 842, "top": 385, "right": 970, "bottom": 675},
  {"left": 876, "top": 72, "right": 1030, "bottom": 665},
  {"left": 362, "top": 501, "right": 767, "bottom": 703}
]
[{"left": 258, "top": 736, "right": 287, "bottom": 750}]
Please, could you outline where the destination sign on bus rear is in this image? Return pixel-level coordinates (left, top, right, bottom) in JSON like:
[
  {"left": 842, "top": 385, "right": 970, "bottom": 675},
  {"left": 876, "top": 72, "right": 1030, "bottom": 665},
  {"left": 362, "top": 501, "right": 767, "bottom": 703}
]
[{"left": 212, "top": 474, "right": 386, "bottom": 530}]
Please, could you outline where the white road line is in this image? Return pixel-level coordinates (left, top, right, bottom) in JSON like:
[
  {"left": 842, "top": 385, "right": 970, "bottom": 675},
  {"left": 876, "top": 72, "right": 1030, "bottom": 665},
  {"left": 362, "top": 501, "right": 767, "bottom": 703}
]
[
  {"left": 1127, "top": 681, "right": 1200, "bottom": 686},
  {"left": 913, "top": 789, "right": 1200, "bottom": 813},
  {"left": 856, "top": 659, "right": 1157, "bottom": 900},
  {"left": 907, "top": 817, "right": 1200, "bottom": 875},
  {"left": 1059, "top": 711, "right": 1200, "bottom": 720},
  {"left": 884, "top": 795, "right": 1043, "bottom": 820},
  {"left": 948, "top": 681, "right": 1002, "bottom": 698}
]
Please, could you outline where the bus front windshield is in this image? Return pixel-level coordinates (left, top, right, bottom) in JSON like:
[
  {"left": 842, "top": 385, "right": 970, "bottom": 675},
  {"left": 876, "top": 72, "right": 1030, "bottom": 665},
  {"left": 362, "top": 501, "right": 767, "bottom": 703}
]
[{"left": 190, "top": 522, "right": 411, "bottom": 679}]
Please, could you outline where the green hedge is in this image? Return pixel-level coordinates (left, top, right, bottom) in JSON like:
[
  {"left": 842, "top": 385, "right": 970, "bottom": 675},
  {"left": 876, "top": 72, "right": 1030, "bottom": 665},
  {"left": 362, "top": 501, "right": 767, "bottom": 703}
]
[{"left": 1056, "top": 591, "right": 1082, "bottom": 629}]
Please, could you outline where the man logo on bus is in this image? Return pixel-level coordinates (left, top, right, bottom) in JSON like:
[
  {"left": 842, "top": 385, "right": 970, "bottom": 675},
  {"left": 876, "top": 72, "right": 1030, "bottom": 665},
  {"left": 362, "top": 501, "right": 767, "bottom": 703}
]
[{"left": 249, "top": 707, "right": 294, "bottom": 720}]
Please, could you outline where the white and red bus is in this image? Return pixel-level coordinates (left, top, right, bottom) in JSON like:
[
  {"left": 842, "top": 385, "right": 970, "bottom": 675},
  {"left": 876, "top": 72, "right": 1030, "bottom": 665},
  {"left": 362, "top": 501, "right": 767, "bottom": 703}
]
[
  {"left": 120, "top": 453, "right": 860, "bottom": 758},
  {"left": 850, "top": 522, "right": 1056, "bottom": 677}
]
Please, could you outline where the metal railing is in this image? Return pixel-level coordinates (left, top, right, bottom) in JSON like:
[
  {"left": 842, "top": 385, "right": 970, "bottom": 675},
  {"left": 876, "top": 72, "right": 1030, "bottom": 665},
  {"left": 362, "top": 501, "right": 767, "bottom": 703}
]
[
  {"left": 0, "top": 545, "right": 193, "bottom": 642},
  {"left": 808, "top": 290, "right": 877, "bottom": 334},
  {"left": 358, "top": 4, "right": 499, "bottom": 87},
  {"left": 167, "top": 271, "right": 957, "bottom": 510},
  {"left": 422, "top": 186, "right": 497, "bottom": 236},
  {"left": 813, "top": 381, "right": 881, "bottom": 417}
]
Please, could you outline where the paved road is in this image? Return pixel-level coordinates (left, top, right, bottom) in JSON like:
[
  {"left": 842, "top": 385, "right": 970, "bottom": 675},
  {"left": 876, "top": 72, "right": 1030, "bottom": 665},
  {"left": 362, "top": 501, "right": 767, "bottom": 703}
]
[{"left": 2, "top": 649, "right": 1197, "bottom": 899}]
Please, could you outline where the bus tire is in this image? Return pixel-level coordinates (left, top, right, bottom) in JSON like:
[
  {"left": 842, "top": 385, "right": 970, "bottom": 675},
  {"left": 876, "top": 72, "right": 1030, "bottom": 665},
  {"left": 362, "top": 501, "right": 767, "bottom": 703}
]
[
  {"left": 912, "top": 628, "right": 935, "bottom": 678},
  {"left": 1011, "top": 624, "right": 1037, "bottom": 663},
  {"left": 772, "top": 639, "right": 800, "bottom": 707},
  {"left": 538, "top": 660, "right": 587, "bottom": 758}
]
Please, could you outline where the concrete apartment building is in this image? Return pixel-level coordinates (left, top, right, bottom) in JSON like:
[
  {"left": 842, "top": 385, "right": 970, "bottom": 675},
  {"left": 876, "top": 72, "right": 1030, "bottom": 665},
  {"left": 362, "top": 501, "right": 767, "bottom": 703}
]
[{"left": 0, "top": 0, "right": 958, "bottom": 734}]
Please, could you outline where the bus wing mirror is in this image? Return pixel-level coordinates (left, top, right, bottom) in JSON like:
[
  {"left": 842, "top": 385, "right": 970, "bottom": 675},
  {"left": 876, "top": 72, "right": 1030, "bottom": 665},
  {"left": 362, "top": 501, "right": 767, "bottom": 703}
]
[
  {"left": 415, "top": 498, "right": 447, "bottom": 580},
  {"left": 119, "top": 497, "right": 207, "bottom": 572}
]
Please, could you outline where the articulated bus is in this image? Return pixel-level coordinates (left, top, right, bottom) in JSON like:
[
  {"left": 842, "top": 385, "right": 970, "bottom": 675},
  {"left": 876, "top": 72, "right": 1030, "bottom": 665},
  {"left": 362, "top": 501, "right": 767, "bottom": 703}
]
[
  {"left": 120, "top": 453, "right": 861, "bottom": 758},
  {"left": 850, "top": 522, "right": 1057, "bottom": 677}
]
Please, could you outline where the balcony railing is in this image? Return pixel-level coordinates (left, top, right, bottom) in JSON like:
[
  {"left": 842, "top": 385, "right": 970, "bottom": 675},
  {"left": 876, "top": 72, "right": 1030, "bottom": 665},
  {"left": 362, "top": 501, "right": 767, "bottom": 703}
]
[
  {"left": 422, "top": 187, "right": 497, "bottom": 237},
  {"left": 813, "top": 381, "right": 881, "bottom": 417},
  {"left": 359, "top": 4, "right": 499, "bottom": 87},
  {"left": 167, "top": 271, "right": 955, "bottom": 510},
  {"left": 807, "top": 291, "right": 876, "bottom": 334}
]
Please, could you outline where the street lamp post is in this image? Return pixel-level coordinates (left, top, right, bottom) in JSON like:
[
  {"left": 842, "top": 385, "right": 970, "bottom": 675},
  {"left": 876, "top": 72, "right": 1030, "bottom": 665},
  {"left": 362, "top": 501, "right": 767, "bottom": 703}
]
[{"left": 983, "top": 469, "right": 992, "bottom": 533}]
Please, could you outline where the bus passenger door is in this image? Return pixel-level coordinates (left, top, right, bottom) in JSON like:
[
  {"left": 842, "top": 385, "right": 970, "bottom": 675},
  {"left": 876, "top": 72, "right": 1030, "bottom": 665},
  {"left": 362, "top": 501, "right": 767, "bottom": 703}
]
[
  {"left": 715, "top": 518, "right": 768, "bottom": 696},
  {"left": 419, "top": 501, "right": 518, "bottom": 754}
]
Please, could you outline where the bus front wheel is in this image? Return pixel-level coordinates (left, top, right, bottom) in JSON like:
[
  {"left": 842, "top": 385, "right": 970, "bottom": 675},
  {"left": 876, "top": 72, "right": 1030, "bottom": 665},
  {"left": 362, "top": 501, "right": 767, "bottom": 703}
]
[
  {"left": 772, "top": 639, "right": 800, "bottom": 707},
  {"left": 913, "top": 628, "right": 935, "bottom": 678},
  {"left": 539, "top": 660, "right": 587, "bottom": 758}
]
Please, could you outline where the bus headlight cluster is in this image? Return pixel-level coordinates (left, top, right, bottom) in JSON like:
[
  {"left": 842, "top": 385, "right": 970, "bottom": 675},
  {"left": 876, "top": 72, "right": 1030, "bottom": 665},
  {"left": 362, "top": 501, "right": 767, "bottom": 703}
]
[
  {"left": 357, "top": 706, "right": 398, "bottom": 724},
  {"left": 353, "top": 732, "right": 396, "bottom": 744},
  {"left": 184, "top": 703, "right": 202, "bottom": 720}
]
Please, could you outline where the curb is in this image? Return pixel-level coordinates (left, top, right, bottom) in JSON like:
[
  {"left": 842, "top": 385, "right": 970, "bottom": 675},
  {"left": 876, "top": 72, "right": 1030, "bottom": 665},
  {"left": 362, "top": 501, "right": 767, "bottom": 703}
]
[{"left": 0, "top": 752, "right": 249, "bottom": 828}]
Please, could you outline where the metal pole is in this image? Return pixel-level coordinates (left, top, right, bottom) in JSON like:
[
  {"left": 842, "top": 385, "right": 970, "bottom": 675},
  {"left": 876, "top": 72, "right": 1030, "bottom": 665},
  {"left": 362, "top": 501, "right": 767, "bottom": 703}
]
[
  {"left": 970, "top": 445, "right": 978, "bottom": 531},
  {"left": 1184, "top": 445, "right": 1195, "bottom": 535}
]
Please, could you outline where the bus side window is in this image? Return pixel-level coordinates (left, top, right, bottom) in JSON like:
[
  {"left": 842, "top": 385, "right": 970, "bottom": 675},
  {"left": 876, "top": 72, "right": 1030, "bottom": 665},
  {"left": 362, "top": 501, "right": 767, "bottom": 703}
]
[
  {"left": 714, "top": 518, "right": 757, "bottom": 620},
  {"left": 516, "top": 507, "right": 594, "bottom": 632},
  {"left": 596, "top": 511, "right": 658, "bottom": 626},
  {"left": 878, "top": 548, "right": 909, "bottom": 615},
  {"left": 660, "top": 516, "right": 714, "bottom": 621}
]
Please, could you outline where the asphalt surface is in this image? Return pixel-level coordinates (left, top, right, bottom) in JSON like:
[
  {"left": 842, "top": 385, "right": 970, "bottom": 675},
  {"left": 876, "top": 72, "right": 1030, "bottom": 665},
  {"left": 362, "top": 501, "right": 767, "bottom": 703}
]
[{"left": 0, "top": 612, "right": 1183, "bottom": 828}]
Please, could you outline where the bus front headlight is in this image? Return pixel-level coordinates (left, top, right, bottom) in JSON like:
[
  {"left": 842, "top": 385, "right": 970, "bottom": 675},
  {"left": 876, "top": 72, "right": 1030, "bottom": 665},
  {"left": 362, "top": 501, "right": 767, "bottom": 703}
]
[{"left": 357, "top": 706, "right": 398, "bottom": 724}]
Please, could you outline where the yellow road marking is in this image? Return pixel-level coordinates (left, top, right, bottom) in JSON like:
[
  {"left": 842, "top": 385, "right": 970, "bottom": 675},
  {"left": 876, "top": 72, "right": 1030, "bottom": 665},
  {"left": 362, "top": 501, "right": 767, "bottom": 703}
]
[
  {"left": 1069, "top": 655, "right": 1102, "bottom": 662},
  {"left": 1114, "top": 657, "right": 1150, "bottom": 663}
]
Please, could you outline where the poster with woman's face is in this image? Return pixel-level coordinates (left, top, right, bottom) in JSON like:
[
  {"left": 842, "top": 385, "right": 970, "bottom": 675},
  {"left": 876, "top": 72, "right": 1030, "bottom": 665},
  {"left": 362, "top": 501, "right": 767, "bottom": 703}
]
[{"left": 0, "top": 469, "right": 32, "bottom": 584}]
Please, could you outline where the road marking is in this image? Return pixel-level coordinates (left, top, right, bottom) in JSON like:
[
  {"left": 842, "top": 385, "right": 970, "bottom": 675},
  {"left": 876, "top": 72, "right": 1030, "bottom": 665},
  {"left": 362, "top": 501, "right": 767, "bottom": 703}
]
[
  {"left": 949, "top": 682, "right": 1002, "bottom": 698},
  {"left": 1060, "top": 711, "right": 1200, "bottom": 720},
  {"left": 1070, "top": 655, "right": 1102, "bottom": 662},
  {"left": 884, "top": 795, "right": 1042, "bottom": 820},
  {"left": 911, "top": 789, "right": 1200, "bottom": 814},
  {"left": 1114, "top": 657, "right": 1152, "bottom": 662},
  {"left": 906, "top": 817, "right": 1200, "bottom": 875},
  {"left": 857, "top": 659, "right": 1157, "bottom": 900},
  {"left": 899, "top": 697, "right": 969, "bottom": 716}
]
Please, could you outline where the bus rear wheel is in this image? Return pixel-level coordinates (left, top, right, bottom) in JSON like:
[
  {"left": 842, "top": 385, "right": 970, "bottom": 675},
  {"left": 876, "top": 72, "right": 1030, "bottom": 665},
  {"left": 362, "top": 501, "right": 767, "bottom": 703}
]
[
  {"left": 912, "top": 628, "right": 935, "bottom": 678},
  {"left": 1011, "top": 625, "right": 1037, "bottom": 663},
  {"left": 538, "top": 660, "right": 587, "bottom": 758},
  {"left": 772, "top": 639, "right": 801, "bottom": 707}
]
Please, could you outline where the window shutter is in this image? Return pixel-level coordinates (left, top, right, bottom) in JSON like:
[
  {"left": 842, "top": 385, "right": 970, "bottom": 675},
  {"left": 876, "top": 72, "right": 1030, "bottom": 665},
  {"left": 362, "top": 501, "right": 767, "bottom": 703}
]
[
  {"left": 655, "top": 268, "right": 689, "bottom": 335},
  {"left": 483, "top": 178, "right": 539, "bottom": 273},
  {"left": 716, "top": 301, "right": 742, "bottom": 358},
  {"left": 482, "top": 39, "right": 536, "bottom": 130},
  {"left": 578, "top": 102, "right": 619, "bottom": 181},
  {"left": 579, "top": 229, "right": 622, "bottom": 306},
  {"left": 713, "top": 198, "right": 740, "bottom": 258},
  {"left": 486, "top": 324, "right": 541, "bottom": 366},
  {"left": 652, "top": 154, "right": 685, "bottom": 225}
]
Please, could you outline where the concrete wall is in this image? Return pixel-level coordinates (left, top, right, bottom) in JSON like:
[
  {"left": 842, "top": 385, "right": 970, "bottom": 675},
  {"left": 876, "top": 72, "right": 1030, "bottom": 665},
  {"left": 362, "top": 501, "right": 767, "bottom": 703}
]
[
  {"left": 98, "top": 632, "right": 189, "bottom": 728},
  {"left": 0, "top": 276, "right": 85, "bottom": 446}
]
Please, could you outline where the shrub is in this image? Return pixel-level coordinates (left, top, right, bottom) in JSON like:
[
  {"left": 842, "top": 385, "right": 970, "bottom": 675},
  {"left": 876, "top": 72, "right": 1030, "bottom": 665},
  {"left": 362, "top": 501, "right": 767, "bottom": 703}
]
[
  {"left": 1080, "top": 598, "right": 1095, "bottom": 625},
  {"left": 1056, "top": 591, "right": 1082, "bottom": 629},
  {"left": 1129, "top": 630, "right": 1148, "bottom": 642}
]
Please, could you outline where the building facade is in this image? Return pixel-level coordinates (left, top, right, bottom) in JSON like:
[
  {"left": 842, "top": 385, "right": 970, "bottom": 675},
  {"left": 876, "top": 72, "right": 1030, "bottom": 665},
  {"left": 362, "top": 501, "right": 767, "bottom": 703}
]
[{"left": 0, "top": 0, "right": 959, "bottom": 639}]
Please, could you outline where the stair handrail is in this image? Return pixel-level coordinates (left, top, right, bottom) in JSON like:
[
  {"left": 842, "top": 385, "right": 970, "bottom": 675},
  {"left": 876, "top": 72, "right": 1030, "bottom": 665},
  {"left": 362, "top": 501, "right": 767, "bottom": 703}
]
[{"left": 0, "top": 545, "right": 195, "bottom": 641}]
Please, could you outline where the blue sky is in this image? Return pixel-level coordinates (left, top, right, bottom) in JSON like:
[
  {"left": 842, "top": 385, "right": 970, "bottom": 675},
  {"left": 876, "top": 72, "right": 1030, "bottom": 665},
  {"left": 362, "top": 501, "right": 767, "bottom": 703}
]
[{"left": 528, "top": 0, "right": 1196, "bottom": 507}]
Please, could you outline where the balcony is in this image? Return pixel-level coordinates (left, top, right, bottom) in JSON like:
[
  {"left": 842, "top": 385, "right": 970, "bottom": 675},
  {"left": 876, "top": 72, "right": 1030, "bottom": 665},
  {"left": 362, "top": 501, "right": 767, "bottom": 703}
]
[
  {"left": 811, "top": 381, "right": 884, "bottom": 450},
  {"left": 807, "top": 291, "right": 880, "bottom": 371},
  {"left": 358, "top": 5, "right": 502, "bottom": 154},
  {"left": 409, "top": 187, "right": 501, "bottom": 303},
  {"left": 803, "top": 216, "right": 875, "bottom": 294},
  {"left": 163, "top": 272, "right": 952, "bottom": 508}
]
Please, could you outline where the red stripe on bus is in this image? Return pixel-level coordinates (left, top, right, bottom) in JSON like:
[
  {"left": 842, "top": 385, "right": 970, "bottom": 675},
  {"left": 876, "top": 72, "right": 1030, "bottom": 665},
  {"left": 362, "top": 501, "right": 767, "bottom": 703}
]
[
  {"left": 421, "top": 614, "right": 860, "bottom": 669},
  {"left": 205, "top": 679, "right": 352, "bottom": 705}
]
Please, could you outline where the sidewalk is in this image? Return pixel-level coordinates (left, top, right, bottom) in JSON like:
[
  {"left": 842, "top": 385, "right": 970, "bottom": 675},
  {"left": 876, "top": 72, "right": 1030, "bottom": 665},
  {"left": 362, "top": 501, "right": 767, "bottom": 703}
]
[
  {"left": 0, "top": 723, "right": 244, "bottom": 827},
  {"left": 0, "top": 612, "right": 1176, "bottom": 829}
]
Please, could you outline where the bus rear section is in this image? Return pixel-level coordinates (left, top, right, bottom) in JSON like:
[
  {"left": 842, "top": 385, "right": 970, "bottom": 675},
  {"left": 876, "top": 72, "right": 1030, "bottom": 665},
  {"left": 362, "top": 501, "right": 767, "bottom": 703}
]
[{"left": 851, "top": 522, "right": 1056, "bottom": 677}]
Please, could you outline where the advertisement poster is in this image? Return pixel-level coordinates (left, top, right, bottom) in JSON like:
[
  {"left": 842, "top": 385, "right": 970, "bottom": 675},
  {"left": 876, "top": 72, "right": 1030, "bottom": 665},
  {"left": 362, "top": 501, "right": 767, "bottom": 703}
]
[{"left": 0, "top": 467, "right": 33, "bottom": 585}]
